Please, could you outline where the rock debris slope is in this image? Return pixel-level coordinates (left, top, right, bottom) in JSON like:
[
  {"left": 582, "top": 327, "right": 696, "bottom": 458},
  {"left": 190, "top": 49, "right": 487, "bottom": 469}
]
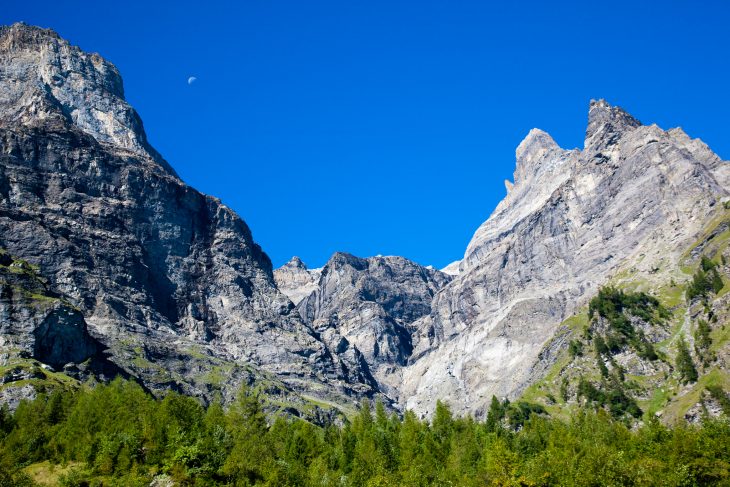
[
  {"left": 401, "top": 99, "right": 729, "bottom": 417},
  {"left": 0, "top": 23, "right": 375, "bottom": 413}
]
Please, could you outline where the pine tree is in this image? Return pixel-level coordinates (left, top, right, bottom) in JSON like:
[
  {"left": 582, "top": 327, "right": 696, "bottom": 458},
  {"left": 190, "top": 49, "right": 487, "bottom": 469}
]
[
  {"left": 486, "top": 395, "right": 504, "bottom": 432},
  {"left": 676, "top": 337, "right": 698, "bottom": 384}
]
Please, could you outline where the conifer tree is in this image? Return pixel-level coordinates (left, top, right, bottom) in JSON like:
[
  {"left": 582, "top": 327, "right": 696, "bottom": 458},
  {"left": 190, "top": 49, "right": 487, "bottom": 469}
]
[{"left": 676, "top": 337, "right": 698, "bottom": 383}]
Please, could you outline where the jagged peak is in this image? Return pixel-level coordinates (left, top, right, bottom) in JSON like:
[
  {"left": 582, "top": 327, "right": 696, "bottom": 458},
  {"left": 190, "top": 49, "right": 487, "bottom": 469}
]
[
  {"left": 0, "top": 23, "right": 177, "bottom": 176},
  {"left": 0, "top": 22, "right": 62, "bottom": 46},
  {"left": 513, "top": 128, "right": 563, "bottom": 186},
  {"left": 323, "top": 252, "right": 369, "bottom": 273},
  {"left": 585, "top": 99, "right": 641, "bottom": 149},
  {"left": 515, "top": 128, "right": 559, "bottom": 160},
  {"left": 282, "top": 256, "right": 307, "bottom": 270}
]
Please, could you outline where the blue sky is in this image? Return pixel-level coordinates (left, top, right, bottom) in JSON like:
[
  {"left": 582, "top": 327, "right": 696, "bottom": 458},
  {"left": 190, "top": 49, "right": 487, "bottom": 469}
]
[{"left": 3, "top": 1, "right": 729, "bottom": 269}]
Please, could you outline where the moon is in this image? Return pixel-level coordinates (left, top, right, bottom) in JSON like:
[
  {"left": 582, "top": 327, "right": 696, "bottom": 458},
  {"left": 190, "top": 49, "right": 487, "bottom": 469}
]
[{"left": 187, "top": 76, "right": 197, "bottom": 85}]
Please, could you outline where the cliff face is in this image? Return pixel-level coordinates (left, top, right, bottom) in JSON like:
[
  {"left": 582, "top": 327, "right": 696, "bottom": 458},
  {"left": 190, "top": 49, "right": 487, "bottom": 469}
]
[
  {"left": 2, "top": 22, "right": 729, "bottom": 421},
  {"left": 274, "top": 257, "right": 322, "bottom": 306},
  {"left": 401, "top": 99, "right": 729, "bottom": 417},
  {"left": 0, "top": 23, "right": 375, "bottom": 413},
  {"left": 0, "top": 249, "right": 97, "bottom": 369},
  {"left": 293, "top": 253, "right": 450, "bottom": 399}
]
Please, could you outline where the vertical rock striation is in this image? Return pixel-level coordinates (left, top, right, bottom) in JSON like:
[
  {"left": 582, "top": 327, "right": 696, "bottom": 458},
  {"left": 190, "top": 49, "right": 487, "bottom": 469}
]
[
  {"left": 402, "top": 99, "right": 729, "bottom": 417},
  {"left": 294, "top": 253, "right": 450, "bottom": 399},
  {"left": 0, "top": 23, "right": 375, "bottom": 409}
]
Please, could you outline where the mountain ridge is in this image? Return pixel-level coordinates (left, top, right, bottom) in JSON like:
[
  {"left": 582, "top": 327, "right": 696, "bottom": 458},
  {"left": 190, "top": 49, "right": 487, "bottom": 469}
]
[
  {"left": 0, "top": 22, "right": 377, "bottom": 419},
  {"left": 0, "top": 22, "right": 729, "bottom": 425},
  {"left": 399, "top": 96, "right": 729, "bottom": 417}
]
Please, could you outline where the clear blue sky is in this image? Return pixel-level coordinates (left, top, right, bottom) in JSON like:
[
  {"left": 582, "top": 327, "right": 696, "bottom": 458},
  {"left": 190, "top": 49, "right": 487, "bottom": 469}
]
[{"left": 3, "top": 1, "right": 729, "bottom": 268}]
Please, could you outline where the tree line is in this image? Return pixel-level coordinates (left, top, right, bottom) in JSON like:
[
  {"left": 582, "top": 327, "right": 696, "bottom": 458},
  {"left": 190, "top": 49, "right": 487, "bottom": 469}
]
[{"left": 0, "top": 379, "right": 729, "bottom": 486}]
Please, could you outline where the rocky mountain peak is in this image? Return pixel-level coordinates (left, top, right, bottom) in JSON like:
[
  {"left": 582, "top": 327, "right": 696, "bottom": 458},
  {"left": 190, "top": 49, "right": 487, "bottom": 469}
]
[
  {"left": 585, "top": 98, "right": 641, "bottom": 150},
  {"left": 0, "top": 23, "right": 382, "bottom": 415},
  {"left": 0, "top": 23, "right": 174, "bottom": 174},
  {"left": 297, "top": 252, "right": 452, "bottom": 398},
  {"left": 283, "top": 256, "right": 307, "bottom": 270},
  {"left": 274, "top": 257, "right": 321, "bottom": 305},
  {"left": 326, "top": 252, "right": 369, "bottom": 272},
  {"left": 404, "top": 97, "right": 729, "bottom": 417},
  {"left": 513, "top": 128, "right": 563, "bottom": 186},
  {"left": 515, "top": 128, "right": 558, "bottom": 160},
  {"left": 0, "top": 22, "right": 63, "bottom": 51}
]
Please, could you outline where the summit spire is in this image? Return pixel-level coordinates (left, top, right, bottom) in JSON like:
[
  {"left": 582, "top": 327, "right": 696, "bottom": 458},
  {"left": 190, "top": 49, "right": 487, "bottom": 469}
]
[{"left": 584, "top": 99, "right": 641, "bottom": 150}]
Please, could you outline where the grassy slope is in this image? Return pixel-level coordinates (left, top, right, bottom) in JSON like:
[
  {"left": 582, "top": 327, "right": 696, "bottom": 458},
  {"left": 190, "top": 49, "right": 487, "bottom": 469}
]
[{"left": 518, "top": 206, "right": 730, "bottom": 424}]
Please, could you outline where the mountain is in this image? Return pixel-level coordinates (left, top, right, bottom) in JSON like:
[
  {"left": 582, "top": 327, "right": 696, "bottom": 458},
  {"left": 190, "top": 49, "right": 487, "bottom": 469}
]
[
  {"left": 1, "top": 22, "right": 729, "bottom": 424},
  {"left": 0, "top": 22, "right": 377, "bottom": 418},
  {"left": 399, "top": 99, "right": 730, "bottom": 417},
  {"left": 291, "top": 253, "right": 450, "bottom": 399},
  {"left": 273, "top": 257, "right": 321, "bottom": 306}
]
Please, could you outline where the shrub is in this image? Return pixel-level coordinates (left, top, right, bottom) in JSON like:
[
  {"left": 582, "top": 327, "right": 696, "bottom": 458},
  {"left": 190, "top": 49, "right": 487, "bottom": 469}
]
[
  {"left": 568, "top": 340, "right": 583, "bottom": 358},
  {"left": 686, "top": 257, "right": 724, "bottom": 302}
]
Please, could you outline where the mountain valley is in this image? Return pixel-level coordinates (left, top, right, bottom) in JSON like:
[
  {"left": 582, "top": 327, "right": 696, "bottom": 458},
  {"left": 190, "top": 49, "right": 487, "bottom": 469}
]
[{"left": 0, "top": 22, "right": 729, "bottom": 430}]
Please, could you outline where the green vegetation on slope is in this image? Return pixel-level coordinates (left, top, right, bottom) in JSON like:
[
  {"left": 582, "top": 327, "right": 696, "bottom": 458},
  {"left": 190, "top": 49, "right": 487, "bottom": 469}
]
[
  {"left": 1, "top": 379, "right": 730, "bottom": 486},
  {"left": 519, "top": 206, "right": 730, "bottom": 425}
]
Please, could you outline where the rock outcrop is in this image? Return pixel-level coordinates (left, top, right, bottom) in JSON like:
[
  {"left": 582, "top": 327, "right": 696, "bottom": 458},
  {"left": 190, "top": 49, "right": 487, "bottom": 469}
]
[
  {"left": 401, "top": 99, "right": 729, "bottom": 417},
  {"left": 0, "top": 23, "right": 374, "bottom": 412},
  {"left": 282, "top": 252, "right": 450, "bottom": 397},
  {"left": 273, "top": 257, "right": 321, "bottom": 305},
  {"left": 2, "top": 23, "right": 729, "bottom": 422},
  {"left": 0, "top": 249, "right": 97, "bottom": 369},
  {"left": 295, "top": 253, "right": 450, "bottom": 398}
]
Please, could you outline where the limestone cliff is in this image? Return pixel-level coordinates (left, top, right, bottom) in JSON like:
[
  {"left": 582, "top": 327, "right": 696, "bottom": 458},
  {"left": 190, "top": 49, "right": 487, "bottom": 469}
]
[
  {"left": 0, "top": 23, "right": 374, "bottom": 415},
  {"left": 401, "top": 99, "right": 729, "bottom": 417}
]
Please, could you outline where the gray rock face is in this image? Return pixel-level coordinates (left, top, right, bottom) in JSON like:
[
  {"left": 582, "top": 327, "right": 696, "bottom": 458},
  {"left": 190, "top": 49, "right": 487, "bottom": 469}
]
[
  {"left": 0, "top": 23, "right": 172, "bottom": 172},
  {"left": 295, "top": 252, "right": 450, "bottom": 398},
  {"left": 440, "top": 260, "right": 461, "bottom": 276},
  {"left": 0, "top": 23, "right": 374, "bottom": 409},
  {"left": 0, "top": 250, "right": 97, "bottom": 369},
  {"left": 273, "top": 257, "right": 322, "bottom": 305},
  {"left": 3, "top": 23, "right": 728, "bottom": 421},
  {"left": 401, "top": 99, "right": 729, "bottom": 417}
]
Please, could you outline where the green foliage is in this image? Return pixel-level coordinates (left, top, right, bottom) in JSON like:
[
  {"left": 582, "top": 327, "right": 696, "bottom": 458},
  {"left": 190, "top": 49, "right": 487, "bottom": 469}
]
[
  {"left": 589, "top": 287, "right": 666, "bottom": 329},
  {"left": 597, "top": 357, "right": 609, "bottom": 378},
  {"left": 676, "top": 337, "right": 699, "bottom": 384},
  {"left": 594, "top": 335, "right": 608, "bottom": 355},
  {"left": 706, "top": 385, "right": 730, "bottom": 416},
  {"left": 687, "top": 257, "right": 724, "bottom": 302},
  {"left": 0, "top": 379, "right": 729, "bottom": 485},
  {"left": 694, "top": 319, "right": 715, "bottom": 366},
  {"left": 559, "top": 378, "right": 569, "bottom": 402},
  {"left": 486, "top": 395, "right": 506, "bottom": 433},
  {"left": 578, "top": 377, "right": 604, "bottom": 404},
  {"left": 588, "top": 287, "right": 665, "bottom": 360},
  {"left": 568, "top": 339, "right": 583, "bottom": 358},
  {"left": 577, "top": 374, "right": 642, "bottom": 420},
  {"left": 636, "top": 338, "right": 659, "bottom": 361},
  {"left": 604, "top": 379, "right": 642, "bottom": 419},
  {"left": 506, "top": 401, "right": 546, "bottom": 429}
]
